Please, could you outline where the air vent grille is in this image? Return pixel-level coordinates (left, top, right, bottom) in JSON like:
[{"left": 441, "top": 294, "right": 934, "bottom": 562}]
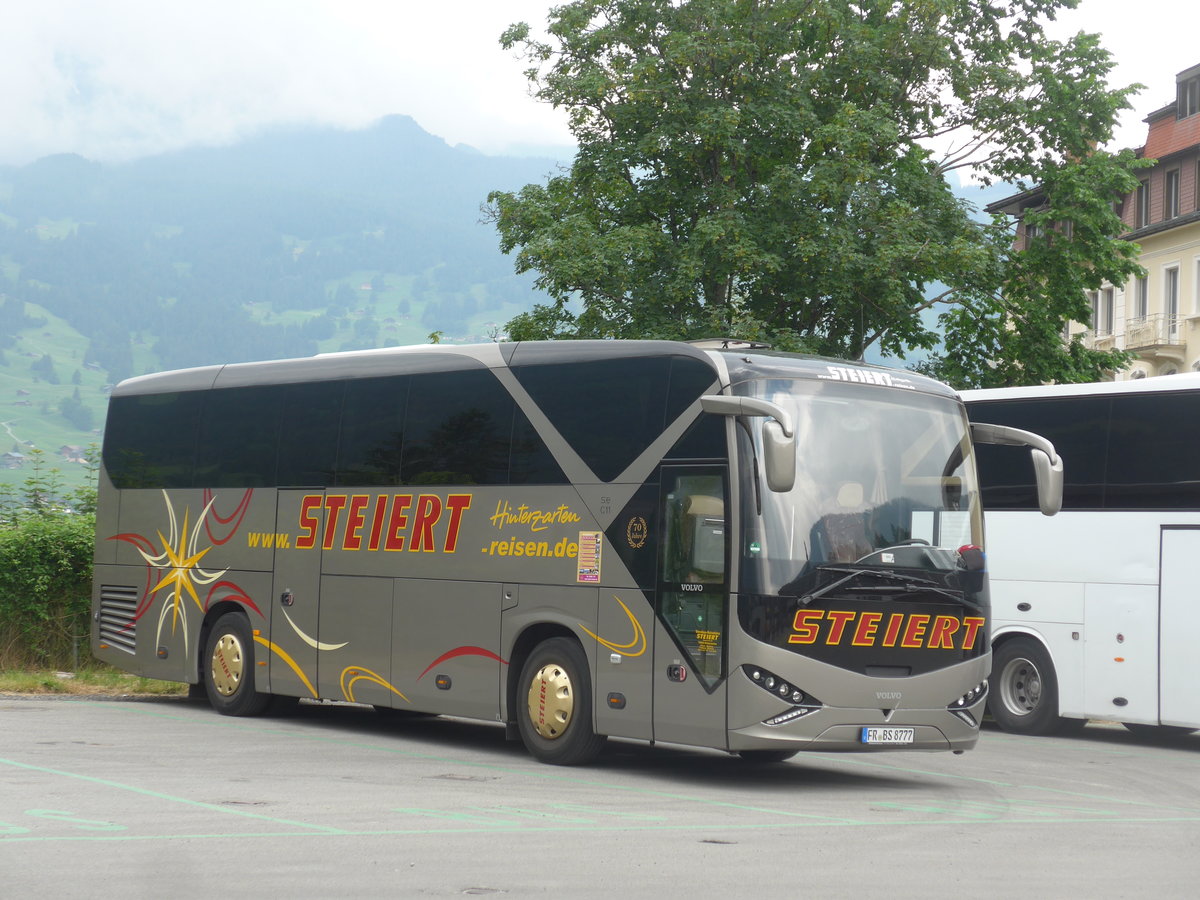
[{"left": 98, "top": 585, "right": 139, "bottom": 654}]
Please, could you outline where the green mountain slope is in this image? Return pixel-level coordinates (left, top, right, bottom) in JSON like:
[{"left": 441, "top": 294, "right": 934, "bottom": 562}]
[{"left": 0, "top": 116, "right": 570, "bottom": 488}]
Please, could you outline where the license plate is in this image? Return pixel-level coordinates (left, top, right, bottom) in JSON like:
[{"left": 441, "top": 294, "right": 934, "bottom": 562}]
[{"left": 860, "top": 727, "right": 915, "bottom": 745}]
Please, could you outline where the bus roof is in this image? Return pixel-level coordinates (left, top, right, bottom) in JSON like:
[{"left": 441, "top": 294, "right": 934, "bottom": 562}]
[
  {"left": 110, "top": 339, "right": 956, "bottom": 400},
  {"left": 962, "top": 373, "right": 1200, "bottom": 404},
  {"left": 720, "top": 349, "right": 957, "bottom": 399},
  {"left": 112, "top": 340, "right": 716, "bottom": 396}
]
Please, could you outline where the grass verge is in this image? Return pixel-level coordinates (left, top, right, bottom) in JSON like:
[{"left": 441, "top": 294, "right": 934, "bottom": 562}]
[{"left": 0, "top": 669, "right": 189, "bottom": 696}]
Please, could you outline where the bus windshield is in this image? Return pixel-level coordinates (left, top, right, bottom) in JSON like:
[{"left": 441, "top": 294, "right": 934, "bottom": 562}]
[{"left": 735, "top": 377, "right": 983, "bottom": 599}]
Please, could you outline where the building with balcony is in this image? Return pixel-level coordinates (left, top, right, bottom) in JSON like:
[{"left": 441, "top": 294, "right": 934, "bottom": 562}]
[{"left": 988, "top": 62, "right": 1200, "bottom": 380}]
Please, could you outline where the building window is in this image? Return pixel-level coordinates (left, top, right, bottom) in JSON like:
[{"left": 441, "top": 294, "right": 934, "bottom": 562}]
[
  {"left": 1181, "top": 74, "right": 1200, "bottom": 118},
  {"left": 1085, "top": 289, "right": 1115, "bottom": 338},
  {"left": 1097, "top": 288, "right": 1114, "bottom": 336},
  {"left": 1166, "top": 266, "right": 1180, "bottom": 337},
  {"left": 1023, "top": 220, "right": 1041, "bottom": 247},
  {"left": 1135, "top": 181, "right": 1149, "bottom": 228},
  {"left": 1135, "top": 276, "right": 1148, "bottom": 321},
  {"left": 1166, "top": 170, "right": 1181, "bottom": 219}
]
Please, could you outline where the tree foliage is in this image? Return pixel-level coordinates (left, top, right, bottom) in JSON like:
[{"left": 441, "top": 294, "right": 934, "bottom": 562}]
[
  {"left": 0, "top": 449, "right": 99, "bottom": 668},
  {"left": 0, "top": 513, "right": 95, "bottom": 668},
  {"left": 487, "top": 0, "right": 1148, "bottom": 387}
]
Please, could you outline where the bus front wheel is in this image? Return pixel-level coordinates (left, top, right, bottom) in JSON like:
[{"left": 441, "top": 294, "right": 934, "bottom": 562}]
[
  {"left": 989, "top": 637, "right": 1077, "bottom": 736},
  {"left": 517, "top": 637, "right": 606, "bottom": 765},
  {"left": 204, "top": 611, "right": 272, "bottom": 717}
]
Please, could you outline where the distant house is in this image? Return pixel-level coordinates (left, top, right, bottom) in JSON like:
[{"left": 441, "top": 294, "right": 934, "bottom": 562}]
[
  {"left": 989, "top": 61, "right": 1200, "bottom": 380},
  {"left": 58, "top": 445, "right": 83, "bottom": 461},
  {"left": 2, "top": 452, "right": 25, "bottom": 469}
]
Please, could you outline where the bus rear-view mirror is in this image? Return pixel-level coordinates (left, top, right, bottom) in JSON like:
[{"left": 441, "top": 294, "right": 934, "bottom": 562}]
[
  {"left": 700, "top": 394, "right": 796, "bottom": 493},
  {"left": 970, "top": 422, "right": 1063, "bottom": 516}
]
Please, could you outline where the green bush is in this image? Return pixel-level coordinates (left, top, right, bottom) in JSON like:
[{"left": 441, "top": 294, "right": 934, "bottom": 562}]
[
  {"left": 0, "top": 513, "right": 95, "bottom": 668},
  {"left": 0, "top": 450, "right": 98, "bottom": 669}
]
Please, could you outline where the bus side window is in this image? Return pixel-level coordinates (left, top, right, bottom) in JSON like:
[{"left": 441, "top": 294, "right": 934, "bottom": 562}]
[
  {"left": 278, "top": 381, "right": 344, "bottom": 488},
  {"left": 104, "top": 391, "right": 204, "bottom": 489}
]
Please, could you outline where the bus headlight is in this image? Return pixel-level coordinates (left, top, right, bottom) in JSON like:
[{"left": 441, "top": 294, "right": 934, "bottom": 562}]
[
  {"left": 764, "top": 706, "right": 819, "bottom": 727},
  {"left": 950, "top": 680, "right": 988, "bottom": 708},
  {"left": 744, "top": 665, "right": 823, "bottom": 725},
  {"left": 946, "top": 681, "right": 988, "bottom": 727},
  {"left": 745, "top": 665, "right": 805, "bottom": 702}
]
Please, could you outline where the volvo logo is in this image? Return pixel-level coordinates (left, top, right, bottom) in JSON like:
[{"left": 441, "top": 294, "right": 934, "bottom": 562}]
[{"left": 876, "top": 691, "right": 902, "bottom": 701}]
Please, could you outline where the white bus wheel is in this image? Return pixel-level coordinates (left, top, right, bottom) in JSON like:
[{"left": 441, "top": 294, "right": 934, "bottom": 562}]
[{"left": 988, "top": 637, "right": 1078, "bottom": 736}]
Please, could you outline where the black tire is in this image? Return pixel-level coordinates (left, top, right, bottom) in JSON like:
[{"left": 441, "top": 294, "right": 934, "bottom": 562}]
[
  {"left": 204, "top": 611, "right": 272, "bottom": 716},
  {"left": 1122, "top": 722, "right": 1197, "bottom": 740},
  {"left": 516, "top": 637, "right": 606, "bottom": 765},
  {"left": 736, "top": 749, "right": 799, "bottom": 764},
  {"left": 989, "top": 636, "right": 1079, "bottom": 736}
]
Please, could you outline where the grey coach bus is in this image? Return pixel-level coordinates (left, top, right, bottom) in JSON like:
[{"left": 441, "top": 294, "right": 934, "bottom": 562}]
[{"left": 91, "top": 340, "right": 1060, "bottom": 765}]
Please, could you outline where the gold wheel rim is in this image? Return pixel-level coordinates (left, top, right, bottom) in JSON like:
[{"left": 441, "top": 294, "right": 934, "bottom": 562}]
[
  {"left": 526, "top": 662, "right": 573, "bottom": 740},
  {"left": 211, "top": 633, "right": 246, "bottom": 697}
]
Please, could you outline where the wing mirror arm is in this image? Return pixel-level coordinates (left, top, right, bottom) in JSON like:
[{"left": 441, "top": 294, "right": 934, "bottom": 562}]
[
  {"left": 971, "top": 422, "right": 1063, "bottom": 516},
  {"left": 700, "top": 395, "right": 795, "bottom": 493}
]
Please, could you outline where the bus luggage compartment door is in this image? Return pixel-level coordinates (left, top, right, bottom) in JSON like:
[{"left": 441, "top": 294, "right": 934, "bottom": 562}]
[
  {"left": 269, "top": 491, "right": 323, "bottom": 700},
  {"left": 1160, "top": 527, "right": 1200, "bottom": 728}
]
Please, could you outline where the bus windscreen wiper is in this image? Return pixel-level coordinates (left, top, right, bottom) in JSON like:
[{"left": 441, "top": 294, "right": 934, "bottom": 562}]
[{"left": 798, "top": 565, "right": 977, "bottom": 610}]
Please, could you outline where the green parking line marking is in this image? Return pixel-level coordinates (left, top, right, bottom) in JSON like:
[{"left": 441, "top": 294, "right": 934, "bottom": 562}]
[{"left": 0, "top": 757, "right": 347, "bottom": 835}]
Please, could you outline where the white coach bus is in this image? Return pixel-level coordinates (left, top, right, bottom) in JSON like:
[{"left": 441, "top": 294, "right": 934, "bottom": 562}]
[{"left": 964, "top": 375, "right": 1200, "bottom": 738}]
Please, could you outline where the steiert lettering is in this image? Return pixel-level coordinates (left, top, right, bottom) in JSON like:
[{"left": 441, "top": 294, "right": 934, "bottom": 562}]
[
  {"left": 788, "top": 608, "right": 985, "bottom": 651},
  {"left": 295, "top": 493, "right": 471, "bottom": 553}
]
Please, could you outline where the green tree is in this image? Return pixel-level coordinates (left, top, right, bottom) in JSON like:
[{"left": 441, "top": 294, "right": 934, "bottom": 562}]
[
  {"left": 59, "top": 387, "right": 94, "bottom": 431},
  {"left": 31, "top": 353, "right": 60, "bottom": 384},
  {"left": 488, "top": 0, "right": 1147, "bottom": 387}
]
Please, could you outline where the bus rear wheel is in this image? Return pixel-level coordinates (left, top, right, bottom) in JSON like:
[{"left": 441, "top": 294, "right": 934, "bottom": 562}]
[
  {"left": 204, "top": 611, "right": 272, "bottom": 717},
  {"left": 517, "top": 637, "right": 606, "bottom": 765},
  {"left": 989, "top": 636, "right": 1076, "bottom": 736}
]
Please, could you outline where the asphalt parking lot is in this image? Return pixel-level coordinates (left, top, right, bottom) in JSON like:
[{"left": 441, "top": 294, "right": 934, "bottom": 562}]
[{"left": 2, "top": 694, "right": 1197, "bottom": 898}]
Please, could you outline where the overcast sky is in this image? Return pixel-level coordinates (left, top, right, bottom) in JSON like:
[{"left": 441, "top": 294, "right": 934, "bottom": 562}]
[{"left": 0, "top": 0, "right": 1194, "bottom": 167}]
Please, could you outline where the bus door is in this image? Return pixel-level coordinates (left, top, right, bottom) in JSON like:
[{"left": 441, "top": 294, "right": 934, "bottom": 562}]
[
  {"left": 653, "top": 467, "right": 730, "bottom": 749},
  {"left": 1158, "top": 527, "right": 1200, "bottom": 727},
  {"left": 268, "top": 491, "right": 323, "bottom": 699}
]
